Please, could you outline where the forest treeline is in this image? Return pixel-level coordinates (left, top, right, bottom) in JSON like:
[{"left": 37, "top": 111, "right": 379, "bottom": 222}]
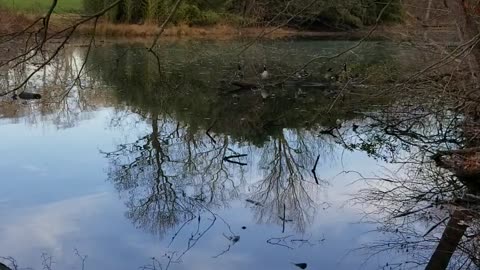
[{"left": 84, "top": 0, "right": 402, "bottom": 28}]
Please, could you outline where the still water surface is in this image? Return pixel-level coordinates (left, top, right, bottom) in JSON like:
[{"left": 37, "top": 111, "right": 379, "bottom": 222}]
[{"left": 0, "top": 39, "right": 427, "bottom": 270}]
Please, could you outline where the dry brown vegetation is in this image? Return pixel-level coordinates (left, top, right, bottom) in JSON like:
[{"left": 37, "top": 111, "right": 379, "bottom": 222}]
[
  {"left": 81, "top": 22, "right": 301, "bottom": 38},
  {"left": 0, "top": 9, "right": 35, "bottom": 34},
  {"left": 0, "top": 10, "right": 300, "bottom": 39},
  {"left": 0, "top": 8, "right": 404, "bottom": 40}
]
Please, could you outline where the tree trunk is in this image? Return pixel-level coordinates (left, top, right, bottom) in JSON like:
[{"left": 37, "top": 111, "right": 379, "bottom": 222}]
[
  {"left": 446, "top": 0, "right": 480, "bottom": 73},
  {"left": 425, "top": 210, "right": 469, "bottom": 270},
  {"left": 423, "top": 0, "right": 434, "bottom": 41}
]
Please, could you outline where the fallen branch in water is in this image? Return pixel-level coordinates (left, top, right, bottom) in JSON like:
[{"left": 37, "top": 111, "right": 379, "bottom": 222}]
[
  {"left": 223, "top": 159, "right": 247, "bottom": 166},
  {"left": 245, "top": 199, "right": 263, "bottom": 206},
  {"left": 223, "top": 154, "right": 248, "bottom": 166},
  {"left": 212, "top": 234, "right": 240, "bottom": 258},
  {"left": 266, "top": 235, "right": 320, "bottom": 249},
  {"left": 229, "top": 80, "right": 283, "bottom": 90},
  {"left": 206, "top": 119, "right": 217, "bottom": 144},
  {"left": 311, "top": 155, "right": 320, "bottom": 185},
  {"left": 267, "top": 235, "right": 295, "bottom": 249},
  {"left": 224, "top": 154, "right": 247, "bottom": 159},
  {"left": 231, "top": 81, "right": 258, "bottom": 89}
]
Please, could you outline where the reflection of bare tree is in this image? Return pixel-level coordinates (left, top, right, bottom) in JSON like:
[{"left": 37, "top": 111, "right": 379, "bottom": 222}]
[
  {"left": 103, "top": 112, "right": 244, "bottom": 237},
  {"left": 105, "top": 105, "right": 338, "bottom": 240},
  {"left": 353, "top": 161, "right": 480, "bottom": 269},
  {"left": 348, "top": 91, "right": 480, "bottom": 269},
  {"left": 250, "top": 130, "right": 331, "bottom": 232},
  {"left": 114, "top": 119, "right": 192, "bottom": 235},
  {"left": 0, "top": 47, "right": 109, "bottom": 128}
]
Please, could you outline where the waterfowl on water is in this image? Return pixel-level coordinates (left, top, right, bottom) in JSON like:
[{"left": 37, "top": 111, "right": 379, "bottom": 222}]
[
  {"left": 295, "top": 88, "right": 306, "bottom": 98},
  {"left": 295, "top": 69, "right": 309, "bottom": 79},
  {"left": 324, "top": 68, "right": 335, "bottom": 81},
  {"left": 324, "top": 63, "right": 348, "bottom": 82},
  {"left": 235, "top": 64, "right": 244, "bottom": 79},
  {"left": 352, "top": 123, "right": 359, "bottom": 132},
  {"left": 260, "top": 88, "right": 269, "bottom": 99},
  {"left": 260, "top": 65, "right": 269, "bottom": 80},
  {"left": 337, "top": 63, "right": 349, "bottom": 80}
]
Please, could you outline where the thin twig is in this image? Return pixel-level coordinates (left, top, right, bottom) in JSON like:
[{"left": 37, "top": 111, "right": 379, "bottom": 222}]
[{"left": 149, "top": 0, "right": 183, "bottom": 50}]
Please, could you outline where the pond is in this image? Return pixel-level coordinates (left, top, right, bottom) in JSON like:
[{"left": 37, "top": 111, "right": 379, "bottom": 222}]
[{"left": 0, "top": 39, "right": 468, "bottom": 270}]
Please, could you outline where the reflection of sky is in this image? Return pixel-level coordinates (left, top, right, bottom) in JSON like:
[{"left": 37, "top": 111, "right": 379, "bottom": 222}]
[{"left": 0, "top": 109, "right": 400, "bottom": 270}]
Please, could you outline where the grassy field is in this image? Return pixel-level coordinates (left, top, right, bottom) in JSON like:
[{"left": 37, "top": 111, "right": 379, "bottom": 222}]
[{"left": 0, "top": 0, "right": 82, "bottom": 13}]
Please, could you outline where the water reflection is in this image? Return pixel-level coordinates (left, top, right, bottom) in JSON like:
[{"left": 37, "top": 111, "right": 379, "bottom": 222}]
[
  {"left": 104, "top": 113, "right": 333, "bottom": 235},
  {"left": 0, "top": 48, "right": 110, "bottom": 127},
  {"left": 249, "top": 131, "right": 329, "bottom": 233},
  {"left": 90, "top": 41, "right": 393, "bottom": 237},
  {"left": 78, "top": 40, "right": 404, "bottom": 267},
  {"left": 103, "top": 114, "right": 242, "bottom": 237},
  {"left": 87, "top": 41, "right": 397, "bottom": 144},
  {"left": 345, "top": 91, "right": 480, "bottom": 269},
  {"left": 1, "top": 39, "right": 469, "bottom": 269}
]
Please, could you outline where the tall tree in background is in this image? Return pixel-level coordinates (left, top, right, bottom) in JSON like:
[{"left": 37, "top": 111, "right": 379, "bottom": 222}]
[{"left": 82, "top": 0, "right": 402, "bottom": 27}]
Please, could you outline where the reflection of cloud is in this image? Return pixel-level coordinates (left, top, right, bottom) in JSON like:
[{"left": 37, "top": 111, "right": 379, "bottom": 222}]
[
  {"left": 19, "top": 164, "right": 47, "bottom": 175},
  {"left": 0, "top": 193, "right": 108, "bottom": 258},
  {"left": 179, "top": 250, "right": 253, "bottom": 270}
]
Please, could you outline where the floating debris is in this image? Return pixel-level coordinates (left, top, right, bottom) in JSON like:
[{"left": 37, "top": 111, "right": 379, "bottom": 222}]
[
  {"left": 229, "top": 235, "right": 240, "bottom": 243},
  {"left": 223, "top": 154, "right": 248, "bottom": 166},
  {"left": 279, "top": 216, "right": 293, "bottom": 222},
  {"left": 246, "top": 199, "right": 263, "bottom": 206},
  {"left": 293, "top": 262, "right": 307, "bottom": 269},
  {"left": 12, "top": 92, "right": 42, "bottom": 100}
]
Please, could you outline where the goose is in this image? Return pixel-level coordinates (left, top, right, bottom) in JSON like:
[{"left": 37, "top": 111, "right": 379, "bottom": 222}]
[
  {"left": 352, "top": 123, "right": 359, "bottom": 132},
  {"left": 295, "top": 69, "right": 309, "bottom": 79},
  {"left": 260, "top": 65, "right": 269, "bottom": 80},
  {"left": 336, "top": 63, "right": 349, "bottom": 81},
  {"left": 234, "top": 64, "right": 244, "bottom": 79},
  {"left": 324, "top": 68, "right": 335, "bottom": 81},
  {"left": 260, "top": 88, "right": 269, "bottom": 99},
  {"left": 295, "top": 88, "right": 306, "bottom": 98}
]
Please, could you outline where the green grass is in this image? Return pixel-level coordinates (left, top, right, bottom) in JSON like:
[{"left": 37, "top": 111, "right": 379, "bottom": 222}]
[{"left": 0, "top": 0, "right": 83, "bottom": 13}]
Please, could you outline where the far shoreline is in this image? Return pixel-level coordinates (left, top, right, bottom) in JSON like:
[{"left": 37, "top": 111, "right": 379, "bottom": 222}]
[
  {"left": 76, "top": 21, "right": 399, "bottom": 41},
  {"left": 0, "top": 9, "right": 401, "bottom": 42}
]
